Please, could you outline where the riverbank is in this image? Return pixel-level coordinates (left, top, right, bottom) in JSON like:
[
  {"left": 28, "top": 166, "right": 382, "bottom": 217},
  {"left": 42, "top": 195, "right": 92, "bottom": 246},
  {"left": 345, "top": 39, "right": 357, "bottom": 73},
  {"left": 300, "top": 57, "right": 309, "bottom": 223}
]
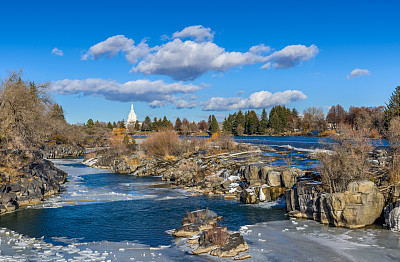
[
  {"left": 1, "top": 157, "right": 399, "bottom": 261},
  {"left": 0, "top": 150, "right": 68, "bottom": 214}
]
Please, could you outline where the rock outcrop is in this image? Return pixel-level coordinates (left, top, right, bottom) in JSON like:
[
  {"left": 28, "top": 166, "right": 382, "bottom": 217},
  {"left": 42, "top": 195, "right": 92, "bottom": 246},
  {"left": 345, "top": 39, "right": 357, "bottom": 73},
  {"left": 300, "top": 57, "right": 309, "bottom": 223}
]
[
  {"left": 286, "top": 179, "right": 385, "bottom": 228},
  {"left": 172, "top": 210, "right": 250, "bottom": 259},
  {"left": 239, "top": 165, "right": 304, "bottom": 204},
  {"left": 385, "top": 199, "right": 400, "bottom": 231},
  {"left": 0, "top": 158, "right": 67, "bottom": 213},
  {"left": 84, "top": 155, "right": 140, "bottom": 174},
  {"left": 41, "top": 144, "right": 84, "bottom": 159}
]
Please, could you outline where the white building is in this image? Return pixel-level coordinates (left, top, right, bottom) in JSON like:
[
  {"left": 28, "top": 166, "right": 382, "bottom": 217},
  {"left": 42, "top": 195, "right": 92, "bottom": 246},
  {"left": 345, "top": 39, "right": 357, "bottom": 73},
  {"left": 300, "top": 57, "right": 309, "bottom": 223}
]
[{"left": 127, "top": 102, "right": 137, "bottom": 127}]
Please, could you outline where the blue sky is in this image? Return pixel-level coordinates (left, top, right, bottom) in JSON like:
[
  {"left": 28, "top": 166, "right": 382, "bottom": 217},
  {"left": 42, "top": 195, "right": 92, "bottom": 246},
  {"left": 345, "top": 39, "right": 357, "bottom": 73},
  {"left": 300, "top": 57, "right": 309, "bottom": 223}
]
[{"left": 1, "top": 0, "right": 399, "bottom": 124}]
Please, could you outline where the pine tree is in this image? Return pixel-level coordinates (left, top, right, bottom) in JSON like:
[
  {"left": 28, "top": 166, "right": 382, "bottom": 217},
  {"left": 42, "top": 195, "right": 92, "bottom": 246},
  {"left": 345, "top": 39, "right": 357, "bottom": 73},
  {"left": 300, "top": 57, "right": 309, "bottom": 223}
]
[
  {"left": 141, "top": 116, "right": 152, "bottom": 131},
  {"left": 134, "top": 120, "right": 140, "bottom": 131},
  {"left": 107, "top": 122, "right": 113, "bottom": 129},
  {"left": 258, "top": 108, "right": 268, "bottom": 134},
  {"left": 86, "top": 119, "right": 94, "bottom": 128},
  {"left": 222, "top": 116, "right": 233, "bottom": 134},
  {"left": 246, "top": 110, "right": 259, "bottom": 135},
  {"left": 234, "top": 110, "right": 245, "bottom": 135},
  {"left": 174, "top": 117, "right": 182, "bottom": 131},
  {"left": 208, "top": 115, "right": 219, "bottom": 135},
  {"left": 385, "top": 86, "right": 400, "bottom": 127}
]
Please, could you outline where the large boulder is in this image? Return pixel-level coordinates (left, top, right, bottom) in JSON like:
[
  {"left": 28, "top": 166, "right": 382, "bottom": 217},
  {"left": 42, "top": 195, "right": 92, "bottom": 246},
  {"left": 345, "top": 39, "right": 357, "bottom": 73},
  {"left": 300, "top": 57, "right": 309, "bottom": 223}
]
[
  {"left": 242, "top": 165, "right": 261, "bottom": 185},
  {"left": 385, "top": 200, "right": 400, "bottom": 231},
  {"left": 267, "top": 171, "right": 281, "bottom": 187},
  {"left": 209, "top": 233, "right": 249, "bottom": 257},
  {"left": 281, "top": 168, "right": 304, "bottom": 188},
  {"left": 286, "top": 180, "right": 385, "bottom": 228}
]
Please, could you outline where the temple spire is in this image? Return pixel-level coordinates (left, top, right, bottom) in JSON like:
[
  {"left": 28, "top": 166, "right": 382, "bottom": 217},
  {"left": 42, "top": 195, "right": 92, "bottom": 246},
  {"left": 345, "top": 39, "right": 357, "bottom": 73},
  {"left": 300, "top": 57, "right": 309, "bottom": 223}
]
[{"left": 127, "top": 101, "right": 137, "bottom": 126}]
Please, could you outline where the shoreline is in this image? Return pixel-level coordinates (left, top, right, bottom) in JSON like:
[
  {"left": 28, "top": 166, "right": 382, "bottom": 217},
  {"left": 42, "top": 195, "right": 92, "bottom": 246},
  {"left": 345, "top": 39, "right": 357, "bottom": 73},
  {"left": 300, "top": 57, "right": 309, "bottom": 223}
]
[{"left": 0, "top": 157, "right": 399, "bottom": 261}]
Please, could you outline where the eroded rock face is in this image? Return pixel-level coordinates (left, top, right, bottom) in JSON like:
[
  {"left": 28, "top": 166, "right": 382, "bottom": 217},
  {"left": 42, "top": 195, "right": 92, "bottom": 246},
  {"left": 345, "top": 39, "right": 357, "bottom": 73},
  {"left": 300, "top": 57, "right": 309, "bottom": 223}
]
[
  {"left": 286, "top": 180, "right": 385, "bottom": 228},
  {"left": 385, "top": 200, "right": 400, "bottom": 231},
  {"left": 241, "top": 186, "right": 286, "bottom": 204},
  {"left": 41, "top": 144, "right": 84, "bottom": 159},
  {"left": 0, "top": 158, "right": 67, "bottom": 214},
  {"left": 267, "top": 171, "right": 281, "bottom": 187}
]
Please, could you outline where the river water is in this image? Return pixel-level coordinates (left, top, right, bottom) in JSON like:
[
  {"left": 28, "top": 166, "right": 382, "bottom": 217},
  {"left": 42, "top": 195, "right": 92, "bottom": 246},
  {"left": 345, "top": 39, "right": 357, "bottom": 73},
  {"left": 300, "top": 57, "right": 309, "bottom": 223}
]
[{"left": 0, "top": 136, "right": 398, "bottom": 261}]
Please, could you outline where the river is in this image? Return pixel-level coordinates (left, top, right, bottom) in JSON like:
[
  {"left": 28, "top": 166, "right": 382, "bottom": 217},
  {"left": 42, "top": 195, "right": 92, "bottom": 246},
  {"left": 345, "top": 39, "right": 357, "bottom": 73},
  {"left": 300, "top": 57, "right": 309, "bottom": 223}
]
[{"left": 0, "top": 136, "right": 398, "bottom": 261}]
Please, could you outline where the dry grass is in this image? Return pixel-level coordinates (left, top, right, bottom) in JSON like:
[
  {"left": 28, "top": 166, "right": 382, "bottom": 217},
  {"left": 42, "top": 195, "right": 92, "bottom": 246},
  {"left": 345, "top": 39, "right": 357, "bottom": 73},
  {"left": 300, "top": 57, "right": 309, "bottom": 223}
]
[
  {"left": 317, "top": 126, "right": 374, "bottom": 193},
  {"left": 142, "top": 130, "right": 181, "bottom": 157},
  {"left": 185, "top": 210, "right": 197, "bottom": 223},
  {"left": 388, "top": 117, "right": 400, "bottom": 184},
  {"left": 205, "top": 225, "right": 229, "bottom": 247}
]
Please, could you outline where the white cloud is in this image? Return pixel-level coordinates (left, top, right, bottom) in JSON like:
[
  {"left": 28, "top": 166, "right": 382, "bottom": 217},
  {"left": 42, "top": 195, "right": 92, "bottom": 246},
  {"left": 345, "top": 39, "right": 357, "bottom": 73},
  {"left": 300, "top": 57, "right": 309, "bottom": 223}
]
[
  {"left": 132, "top": 39, "right": 268, "bottom": 80},
  {"left": 50, "top": 78, "right": 203, "bottom": 108},
  {"left": 172, "top": 25, "right": 214, "bottom": 42},
  {"left": 263, "top": 44, "right": 319, "bottom": 69},
  {"left": 202, "top": 90, "right": 307, "bottom": 111},
  {"left": 81, "top": 26, "right": 319, "bottom": 81},
  {"left": 81, "top": 35, "right": 139, "bottom": 61},
  {"left": 51, "top": 48, "right": 63, "bottom": 56},
  {"left": 347, "top": 68, "right": 370, "bottom": 79}
]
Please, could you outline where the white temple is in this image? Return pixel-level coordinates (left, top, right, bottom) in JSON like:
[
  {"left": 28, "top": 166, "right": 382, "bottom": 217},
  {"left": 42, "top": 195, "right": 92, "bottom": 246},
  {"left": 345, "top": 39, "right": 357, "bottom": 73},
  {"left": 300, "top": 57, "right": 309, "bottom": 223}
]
[{"left": 127, "top": 102, "right": 137, "bottom": 126}]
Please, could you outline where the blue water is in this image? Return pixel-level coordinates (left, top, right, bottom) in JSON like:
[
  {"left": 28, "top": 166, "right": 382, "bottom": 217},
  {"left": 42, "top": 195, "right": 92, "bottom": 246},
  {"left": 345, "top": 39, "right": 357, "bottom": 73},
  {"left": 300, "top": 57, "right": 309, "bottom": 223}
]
[
  {"left": 0, "top": 158, "right": 286, "bottom": 248},
  {"left": 235, "top": 135, "right": 388, "bottom": 149}
]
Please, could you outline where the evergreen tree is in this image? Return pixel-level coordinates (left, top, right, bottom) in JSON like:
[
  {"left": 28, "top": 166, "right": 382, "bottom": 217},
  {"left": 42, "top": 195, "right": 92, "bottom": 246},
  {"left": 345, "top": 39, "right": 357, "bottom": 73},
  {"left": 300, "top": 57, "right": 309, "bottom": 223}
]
[
  {"left": 222, "top": 115, "right": 233, "bottom": 134},
  {"left": 152, "top": 117, "right": 158, "bottom": 130},
  {"left": 258, "top": 108, "right": 268, "bottom": 134},
  {"left": 385, "top": 86, "right": 400, "bottom": 127},
  {"left": 107, "top": 122, "right": 113, "bottom": 129},
  {"left": 233, "top": 110, "right": 245, "bottom": 135},
  {"left": 86, "top": 119, "right": 94, "bottom": 128},
  {"left": 50, "top": 103, "right": 65, "bottom": 120},
  {"left": 141, "top": 116, "right": 152, "bottom": 131},
  {"left": 208, "top": 115, "right": 219, "bottom": 135},
  {"left": 120, "top": 120, "right": 126, "bottom": 129},
  {"left": 113, "top": 121, "right": 117, "bottom": 128},
  {"left": 268, "top": 105, "right": 291, "bottom": 134},
  {"left": 244, "top": 111, "right": 249, "bottom": 134},
  {"left": 162, "top": 116, "right": 170, "bottom": 129},
  {"left": 246, "top": 110, "right": 259, "bottom": 135},
  {"left": 134, "top": 120, "right": 140, "bottom": 131},
  {"left": 174, "top": 117, "right": 182, "bottom": 131}
]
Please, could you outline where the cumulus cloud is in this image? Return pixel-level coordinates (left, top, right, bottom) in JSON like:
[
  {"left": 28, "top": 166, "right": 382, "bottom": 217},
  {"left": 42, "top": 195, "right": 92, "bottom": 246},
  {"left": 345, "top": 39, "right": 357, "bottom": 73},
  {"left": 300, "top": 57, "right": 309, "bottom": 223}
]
[
  {"left": 202, "top": 90, "right": 307, "bottom": 111},
  {"left": 51, "top": 48, "right": 63, "bottom": 56},
  {"left": 347, "top": 68, "right": 371, "bottom": 79},
  {"left": 172, "top": 25, "right": 214, "bottom": 42},
  {"left": 262, "top": 45, "right": 319, "bottom": 69},
  {"left": 82, "top": 26, "right": 319, "bottom": 81},
  {"left": 50, "top": 78, "right": 203, "bottom": 108},
  {"left": 132, "top": 39, "right": 268, "bottom": 80}
]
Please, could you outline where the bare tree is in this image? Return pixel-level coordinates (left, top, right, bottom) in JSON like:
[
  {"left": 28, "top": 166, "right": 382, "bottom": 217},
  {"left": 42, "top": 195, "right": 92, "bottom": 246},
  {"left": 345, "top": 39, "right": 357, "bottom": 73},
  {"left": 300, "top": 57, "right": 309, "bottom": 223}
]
[
  {"left": 302, "top": 107, "right": 326, "bottom": 132},
  {"left": 0, "top": 72, "right": 50, "bottom": 149}
]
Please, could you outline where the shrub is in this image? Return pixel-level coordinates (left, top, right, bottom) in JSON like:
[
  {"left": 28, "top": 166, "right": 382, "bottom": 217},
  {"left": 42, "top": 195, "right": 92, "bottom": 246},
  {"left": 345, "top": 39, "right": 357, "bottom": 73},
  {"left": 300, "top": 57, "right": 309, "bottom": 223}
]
[
  {"left": 205, "top": 225, "right": 229, "bottom": 247},
  {"left": 317, "top": 126, "right": 374, "bottom": 193},
  {"left": 142, "top": 130, "right": 180, "bottom": 157}
]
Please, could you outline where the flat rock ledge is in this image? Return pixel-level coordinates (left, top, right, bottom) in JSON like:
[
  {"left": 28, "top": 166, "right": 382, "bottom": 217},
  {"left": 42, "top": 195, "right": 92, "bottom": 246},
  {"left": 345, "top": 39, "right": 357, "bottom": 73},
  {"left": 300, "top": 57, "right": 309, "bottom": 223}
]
[{"left": 172, "top": 210, "right": 250, "bottom": 259}]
